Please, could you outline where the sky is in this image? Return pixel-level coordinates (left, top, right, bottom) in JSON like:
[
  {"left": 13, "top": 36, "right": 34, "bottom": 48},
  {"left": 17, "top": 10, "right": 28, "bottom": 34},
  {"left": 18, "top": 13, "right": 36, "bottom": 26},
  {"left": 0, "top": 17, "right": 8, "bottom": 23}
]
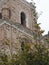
[{"left": 26, "top": 0, "right": 49, "bottom": 35}]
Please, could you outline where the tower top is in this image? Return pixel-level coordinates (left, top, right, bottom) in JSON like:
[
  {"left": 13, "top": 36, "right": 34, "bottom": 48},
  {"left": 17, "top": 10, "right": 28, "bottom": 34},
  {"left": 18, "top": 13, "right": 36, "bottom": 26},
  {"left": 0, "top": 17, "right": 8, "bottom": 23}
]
[{"left": 0, "top": 0, "right": 37, "bottom": 30}]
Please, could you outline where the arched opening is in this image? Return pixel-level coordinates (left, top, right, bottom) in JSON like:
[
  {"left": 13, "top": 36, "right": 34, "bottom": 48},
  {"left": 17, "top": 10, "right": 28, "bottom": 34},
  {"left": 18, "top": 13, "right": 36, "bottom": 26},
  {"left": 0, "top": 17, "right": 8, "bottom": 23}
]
[
  {"left": 21, "top": 12, "right": 26, "bottom": 26},
  {"left": 9, "top": 9, "right": 11, "bottom": 19},
  {"left": 0, "top": 13, "right": 2, "bottom": 19},
  {"left": 21, "top": 41, "right": 24, "bottom": 51},
  {"left": 2, "top": 8, "right": 11, "bottom": 19}
]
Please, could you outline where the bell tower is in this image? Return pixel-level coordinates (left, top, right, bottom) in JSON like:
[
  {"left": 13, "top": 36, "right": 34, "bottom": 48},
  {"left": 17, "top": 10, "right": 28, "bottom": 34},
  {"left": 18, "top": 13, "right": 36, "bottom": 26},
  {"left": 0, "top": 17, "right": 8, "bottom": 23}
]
[{"left": 0, "top": 0, "right": 37, "bottom": 30}]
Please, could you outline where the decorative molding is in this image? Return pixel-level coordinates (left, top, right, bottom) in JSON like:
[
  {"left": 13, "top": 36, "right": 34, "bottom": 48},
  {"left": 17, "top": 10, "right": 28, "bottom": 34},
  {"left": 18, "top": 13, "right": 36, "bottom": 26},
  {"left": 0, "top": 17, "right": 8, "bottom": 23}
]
[{"left": 0, "top": 20, "right": 33, "bottom": 38}]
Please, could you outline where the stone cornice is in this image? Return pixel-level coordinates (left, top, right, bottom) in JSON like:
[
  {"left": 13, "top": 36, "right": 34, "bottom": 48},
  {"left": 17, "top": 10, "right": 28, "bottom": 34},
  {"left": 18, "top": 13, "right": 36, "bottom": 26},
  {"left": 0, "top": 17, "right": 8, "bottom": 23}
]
[
  {"left": 21, "top": 0, "right": 35, "bottom": 9},
  {"left": 0, "top": 19, "right": 35, "bottom": 38}
]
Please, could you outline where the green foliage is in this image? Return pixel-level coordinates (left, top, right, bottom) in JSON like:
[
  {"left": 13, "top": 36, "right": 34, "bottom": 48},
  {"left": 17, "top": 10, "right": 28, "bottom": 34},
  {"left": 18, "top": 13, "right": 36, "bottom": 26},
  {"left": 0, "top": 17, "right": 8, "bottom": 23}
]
[
  {"left": 34, "top": 22, "right": 44, "bottom": 37},
  {"left": 0, "top": 53, "right": 10, "bottom": 65},
  {"left": 0, "top": 39, "right": 49, "bottom": 65},
  {"left": 45, "top": 37, "right": 49, "bottom": 43}
]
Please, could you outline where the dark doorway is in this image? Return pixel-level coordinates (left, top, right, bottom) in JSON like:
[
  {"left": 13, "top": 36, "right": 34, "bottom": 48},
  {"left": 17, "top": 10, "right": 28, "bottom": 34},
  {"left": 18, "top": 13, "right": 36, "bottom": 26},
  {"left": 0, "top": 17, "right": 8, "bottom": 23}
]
[
  {"left": 0, "top": 13, "right": 2, "bottom": 19},
  {"left": 21, "top": 12, "right": 26, "bottom": 26}
]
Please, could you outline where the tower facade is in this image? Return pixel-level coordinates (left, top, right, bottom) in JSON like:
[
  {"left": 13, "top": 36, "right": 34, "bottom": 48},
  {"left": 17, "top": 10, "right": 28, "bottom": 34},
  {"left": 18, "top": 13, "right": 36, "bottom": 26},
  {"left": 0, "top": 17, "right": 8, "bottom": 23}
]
[
  {"left": 0, "top": 0, "right": 37, "bottom": 30},
  {"left": 0, "top": 0, "right": 37, "bottom": 55}
]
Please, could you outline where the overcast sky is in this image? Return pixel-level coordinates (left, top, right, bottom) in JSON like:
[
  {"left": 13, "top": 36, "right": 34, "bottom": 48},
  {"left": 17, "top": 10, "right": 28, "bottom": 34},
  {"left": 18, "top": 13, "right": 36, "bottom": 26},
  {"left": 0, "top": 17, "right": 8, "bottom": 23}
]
[{"left": 26, "top": 0, "right": 49, "bottom": 35}]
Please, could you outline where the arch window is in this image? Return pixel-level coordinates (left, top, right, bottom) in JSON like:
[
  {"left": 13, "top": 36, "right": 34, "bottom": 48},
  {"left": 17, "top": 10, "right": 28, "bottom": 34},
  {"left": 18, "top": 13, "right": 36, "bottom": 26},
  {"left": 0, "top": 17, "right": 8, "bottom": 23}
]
[
  {"left": 0, "top": 13, "right": 2, "bottom": 19},
  {"left": 21, "top": 41, "right": 24, "bottom": 51},
  {"left": 21, "top": 12, "right": 26, "bottom": 26},
  {"left": 2, "top": 8, "right": 11, "bottom": 19}
]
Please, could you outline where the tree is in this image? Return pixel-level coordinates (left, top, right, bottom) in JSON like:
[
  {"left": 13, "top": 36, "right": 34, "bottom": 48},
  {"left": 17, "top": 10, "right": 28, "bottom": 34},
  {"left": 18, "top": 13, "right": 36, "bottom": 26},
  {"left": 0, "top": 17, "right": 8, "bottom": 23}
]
[{"left": 0, "top": 41, "right": 49, "bottom": 65}]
